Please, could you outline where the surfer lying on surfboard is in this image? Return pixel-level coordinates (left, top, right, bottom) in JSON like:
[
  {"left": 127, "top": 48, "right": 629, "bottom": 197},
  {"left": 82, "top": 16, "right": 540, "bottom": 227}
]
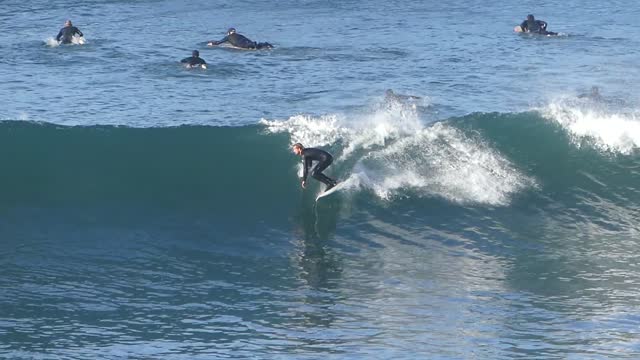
[
  {"left": 207, "top": 28, "right": 273, "bottom": 50},
  {"left": 292, "top": 143, "right": 338, "bottom": 192}
]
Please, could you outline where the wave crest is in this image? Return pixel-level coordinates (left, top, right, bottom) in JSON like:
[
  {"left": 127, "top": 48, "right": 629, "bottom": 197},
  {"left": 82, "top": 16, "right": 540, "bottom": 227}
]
[
  {"left": 263, "top": 103, "right": 535, "bottom": 205},
  {"left": 541, "top": 98, "right": 640, "bottom": 155}
]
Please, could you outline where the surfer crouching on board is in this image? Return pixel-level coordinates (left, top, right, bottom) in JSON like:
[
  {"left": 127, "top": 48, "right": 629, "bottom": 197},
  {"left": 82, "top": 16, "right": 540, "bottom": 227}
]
[
  {"left": 181, "top": 50, "right": 207, "bottom": 69},
  {"left": 293, "top": 143, "right": 338, "bottom": 191},
  {"left": 207, "top": 28, "right": 273, "bottom": 49},
  {"left": 56, "top": 20, "right": 83, "bottom": 44},
  {"left": 516, "top": 14, "right": 557, "bottom": 36}
]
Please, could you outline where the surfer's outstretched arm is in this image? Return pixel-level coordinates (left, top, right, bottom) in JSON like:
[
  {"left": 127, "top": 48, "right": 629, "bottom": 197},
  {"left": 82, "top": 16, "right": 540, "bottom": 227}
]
[{"left": 207, "top": 36, "right": 228, "bottom": 46}]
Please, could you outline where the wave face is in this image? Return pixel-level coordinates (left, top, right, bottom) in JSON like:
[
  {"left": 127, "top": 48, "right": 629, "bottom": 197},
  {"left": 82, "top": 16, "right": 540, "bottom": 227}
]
[
  {"left": 2, "top": 99, "right": 639, "bottom": 231},
  {"left": 0, "top": 122, "right": 297, "bottom": 232}
]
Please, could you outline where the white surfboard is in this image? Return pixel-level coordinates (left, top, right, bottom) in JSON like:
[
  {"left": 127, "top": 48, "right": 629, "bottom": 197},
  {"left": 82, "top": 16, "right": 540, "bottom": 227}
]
[
  {"left": 316, "top": 182, "right": 345, "bottom": 201},
  {"left": 209, "top": 43, "right": 255, "bottom": 51}
]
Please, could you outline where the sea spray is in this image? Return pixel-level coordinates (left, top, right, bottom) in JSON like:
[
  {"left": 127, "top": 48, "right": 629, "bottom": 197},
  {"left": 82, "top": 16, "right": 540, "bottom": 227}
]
[
  {"left": 263, "top": 100, "right": 535, "bottom": 205},
  {"left": 540, "top": 97, "right": 640, "bottom": 155}
]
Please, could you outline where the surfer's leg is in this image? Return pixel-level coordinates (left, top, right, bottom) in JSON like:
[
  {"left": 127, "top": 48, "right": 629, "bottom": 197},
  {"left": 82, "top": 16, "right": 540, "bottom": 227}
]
[
  {"left": 314, "top": 173, "right": 335, "bottom": 187},
  {"left": 311, "top": 170, "right": 333, "bottom": 186},
  {"left": 311, "top": 159, "right": 336, "bottom": 188}
]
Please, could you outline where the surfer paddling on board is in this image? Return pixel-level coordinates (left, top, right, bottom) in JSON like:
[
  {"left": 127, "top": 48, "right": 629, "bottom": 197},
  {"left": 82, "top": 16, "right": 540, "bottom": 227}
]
[
  {"left": 56, "top": 20, "right": 83, "bottom": 44},
  {"left": 181, "top": 50, "right": 207, "bottom": 69},
  {"left": 207, "top": 28, "right": 273, "bottom": 49},
  {"left": 516, "top": 14, "right": 557, "bottom": 36},
  {"left": 292, "top": 143, "right": 338, "bottom": 192}
]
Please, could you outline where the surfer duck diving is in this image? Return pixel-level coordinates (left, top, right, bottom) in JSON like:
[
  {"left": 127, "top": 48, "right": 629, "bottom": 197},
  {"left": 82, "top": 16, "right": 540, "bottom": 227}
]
[{"left": 292, "top": 143, "right": 338, "bottom": 192}]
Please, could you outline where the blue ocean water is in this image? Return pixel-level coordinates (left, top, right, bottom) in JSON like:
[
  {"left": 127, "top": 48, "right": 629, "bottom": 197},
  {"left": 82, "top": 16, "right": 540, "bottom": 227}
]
[{"left": 2, "top": 0, "right": 640, "bottom": 359}]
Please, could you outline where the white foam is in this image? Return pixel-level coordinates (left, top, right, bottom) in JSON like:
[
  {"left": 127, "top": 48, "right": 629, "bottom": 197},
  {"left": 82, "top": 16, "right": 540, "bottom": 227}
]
[
  {"left": 45, "top": 37, "right": 60, "bottom": 47},
  {"left": 45, "top": 35, "right": 86, "bottom": 47},
  {"left": 261, "top": 97, "right": 423, "bottom": 158},
  {"left": 541, "top": 100, "right": 640, "bottom": 155},
  {"left": 262, "top": 101, "right": 534, "bottom": 206},
  {"left": 352, "top": 123, "right": 535, "bottom": 205},
  {"left": 261, "top": 113, "right": 346, "bottom": 148}
]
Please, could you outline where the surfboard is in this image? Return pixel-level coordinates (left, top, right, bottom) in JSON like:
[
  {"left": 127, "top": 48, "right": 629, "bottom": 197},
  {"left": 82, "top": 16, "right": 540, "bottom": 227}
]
[
  {"left": 184, "top": 63, "right": 207, "bottom": 70},
  {"left": 209, "top": 43, "right": 255, "bottom": 51},
  {"left": 514, "top": 26, "right": 558, "bottom": 36},
  {"left": 316, "top": 182, "right": 344, "bottom": 201}
]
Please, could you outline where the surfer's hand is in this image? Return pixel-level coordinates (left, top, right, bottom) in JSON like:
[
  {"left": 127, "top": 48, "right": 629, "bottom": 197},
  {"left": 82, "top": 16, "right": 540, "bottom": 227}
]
[{"left": 301, "top": 181, "right": 306, "bottom": 189}]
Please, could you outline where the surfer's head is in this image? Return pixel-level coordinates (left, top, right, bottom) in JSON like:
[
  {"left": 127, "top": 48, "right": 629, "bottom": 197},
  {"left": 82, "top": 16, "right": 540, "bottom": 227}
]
[
  {"left": 292, "top": 143, "right": 304, "bottom": 155},
  {"left": 527, "top": 14, "right": 534, "bottom": 21},
  {"left": 227, "top": 28, "right": 236, "bottom": 35},
  {"left": 192, "top": 50, "right": 200, "bottom": 57},
  {"left": 65, "top": 20, "right": 72, "bottom": 27}
]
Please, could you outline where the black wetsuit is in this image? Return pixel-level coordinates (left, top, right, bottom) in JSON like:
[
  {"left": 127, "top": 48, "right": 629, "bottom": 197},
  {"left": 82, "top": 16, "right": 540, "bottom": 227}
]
[
  {"left": 56, "top": 26, "right": 83, "bottom": 44},
  {"left": 180, "top": 56, "right": 206, "bottom": 67},
  {"left": 301, "top": 148, "right": 337, "bottom": 188},
  {"left": 209, "top": 33, "right": 273, "bottom": 49},
  {"left": 520, "top": 19, "right": 557, "bottom": 36}
]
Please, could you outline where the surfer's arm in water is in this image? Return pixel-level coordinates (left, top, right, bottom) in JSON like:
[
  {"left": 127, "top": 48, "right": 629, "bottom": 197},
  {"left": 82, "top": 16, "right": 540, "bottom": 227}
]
[
  {"left": 207, "top": 36, "right": 229, "bottom": 46},
  {"left": 73, "top": 27, "right": 83, "bottom": 37}
]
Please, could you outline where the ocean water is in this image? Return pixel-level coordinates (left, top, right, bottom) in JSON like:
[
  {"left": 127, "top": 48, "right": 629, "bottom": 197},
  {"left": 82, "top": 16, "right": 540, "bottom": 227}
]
[{"left": 2, "top": 0, "right": 640, "bottom": 359}]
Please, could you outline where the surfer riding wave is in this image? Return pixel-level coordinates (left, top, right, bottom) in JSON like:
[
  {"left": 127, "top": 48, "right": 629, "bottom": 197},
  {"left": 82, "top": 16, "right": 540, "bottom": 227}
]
[{"left": 293, "top": 143, "right": 338, "bottom": 191}]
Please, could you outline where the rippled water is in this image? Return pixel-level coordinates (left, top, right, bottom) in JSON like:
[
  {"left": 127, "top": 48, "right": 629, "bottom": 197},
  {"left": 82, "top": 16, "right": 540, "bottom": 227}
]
[
  {"left": 2, "top": 0, "right": 640, "bottom": 125},
  {"left": 2, "top": 0, "right": 640, "bottom": 359}
]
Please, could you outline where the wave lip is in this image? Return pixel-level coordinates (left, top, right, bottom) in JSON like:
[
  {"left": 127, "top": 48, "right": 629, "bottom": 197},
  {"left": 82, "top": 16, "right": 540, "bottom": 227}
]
[
  {"left": 352, "top": 122, "right": 536, "bottom": 205},
  {"left": 541, "top": 98, "right": 640, "bottom": 155}
]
